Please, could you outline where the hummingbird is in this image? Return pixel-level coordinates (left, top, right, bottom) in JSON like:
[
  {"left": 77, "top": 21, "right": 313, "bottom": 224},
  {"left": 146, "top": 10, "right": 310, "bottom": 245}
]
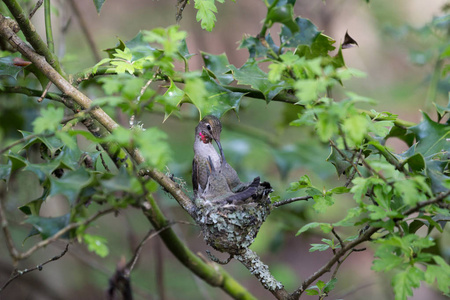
[
  {"left": 192, "top": 115, "right": 259, "bottom": 203},
  {"left": 201, "top": 156, "right": 260, "bottom": 204},
  {"left": 193, "top": 115, "right": 248, "bottom": 193}
]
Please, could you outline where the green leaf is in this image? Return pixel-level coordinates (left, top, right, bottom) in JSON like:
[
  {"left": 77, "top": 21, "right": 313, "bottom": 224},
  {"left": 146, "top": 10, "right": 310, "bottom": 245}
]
[
  {"left": 143, "top": 26, "right": 187, "bottom": 56},
  {"left": 296, "top": 222, "right": 332, "bottom": 236},
  {"left": 84, "top": 234, "right": 109, "bottom": 257},
  {"left": 194, "top": 0, "right": 218, "bottom": 31},
  {"left": 19, "top": 189, "right": 49, "bottom": 216},
  {"left": 309, "top": 243, "right": 330, "bottom": 252},
  {"left": 280, "top": 17, "right": 320, "bottom": 48},
  {"left": 372, "top": 245, "right": 405, "bottom": 272},
  {"left": 0, "top": 56, "right": 24, "bottom": 79},
  {"left": 305, "top": 289, "right": 319, "bottom": 295},
  {"left": 296, "top": 33, "right": 336, "bottom": 60},
  {"left": 342, "top": 114, "right": 369, "bottom": 145},
  {"left": 125, "top": 31, "right": 158, "bottom": 60},
  {"left": 159, "top": 79, "right": 184, "bottom": 121},
  {"left": 32, "top": 106, "right": 64, "bottom": 134},
  {"left": 266, "top": 4, "right": 298, "bottom": 33},
  {"left": 185, "top": 70, "right": 244, "bottom": 118},
  {"left": 239, "top": 34, "right": 280, "bottom": 59},
  {"left": 202, "top": 52, "right": 233, "bottom": 85},
  {"left": 326, "top": 147, "right": 352, "bottom": 177},
  {"left": 287, "top": 175, "right": 312, "bottom": 192},
  {"left": 49, "top": 168, "right": 93, "bottom": 205},
  {"left": 229, "top": 61, "right": 285, "bottom": 102},
  {"left": 0, "top": 162, "right": 11, "bottom": 182},
  {"left": 316, "top": 280, "right": 325, "bottom": 290},
  {"left": 20, "top": 130, "right": 64, "bottom": 157},
  {"left": 101, "top": 167, "right": 133, "bottom": 193},
  {"left": 392, "top": 267, "right": 424, "bottom": 300},
  {"left": 399, "top": 152, "right": 426, "bottom": 172},
  {"left": 312, "top": 194, "right": 334, "bottom": 213},
  {"left": 24, "top": 161, "right": 59, "bottom": 183},
  {"left": 6, "top": 153, "right": 27, "bottom": 172},
  {"left": 425, "top": 256, "right": 450, "bottom": 294},
  {"left": 386, "top": 125, "right": 415, "bottom": 147},
  {"left": 393, "top": 177, "right": 428, "bottom": 206},
  {"left": 324, "top": 278, "right": 337, "bottom": 293},
  {"left": 134, "top": 128, "right": 171, "bottom": 169},
  {"left": 93, "top": 0, "right": 106, "bottom": 14},
  {"left": 24, "top": 213, "right": 71, "bottom": 240},
  {"left": 409, "top": 112, "right": 450, "bottom": 157}
]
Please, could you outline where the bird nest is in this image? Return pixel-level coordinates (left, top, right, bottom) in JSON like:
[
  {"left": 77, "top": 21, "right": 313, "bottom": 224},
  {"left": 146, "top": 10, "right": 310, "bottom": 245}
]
[{"left": 194, "top": 185, "right": 272, "bottom": 255}]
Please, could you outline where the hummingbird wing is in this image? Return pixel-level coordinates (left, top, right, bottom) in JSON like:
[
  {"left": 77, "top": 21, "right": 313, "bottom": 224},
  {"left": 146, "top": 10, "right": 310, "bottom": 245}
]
[
  {"left": 223, "top": 176, "right": 260, "bottom": 204},
  {"left": 192, "top": 158, "right": 199, "bottom": 195},
  {"left": 193, "top": 155, "right": 213, "bottom": 196}
]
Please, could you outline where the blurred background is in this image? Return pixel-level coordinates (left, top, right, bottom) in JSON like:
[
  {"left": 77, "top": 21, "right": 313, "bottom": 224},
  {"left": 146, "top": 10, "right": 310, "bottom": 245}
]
[{"left": 0, "top": 0, "right": 448, "bottom": 299}]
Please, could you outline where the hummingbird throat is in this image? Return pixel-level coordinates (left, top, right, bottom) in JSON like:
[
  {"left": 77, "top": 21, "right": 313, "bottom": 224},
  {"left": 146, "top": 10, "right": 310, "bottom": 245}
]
[{"left": 199, "top": 132, "right": 209, "bottom": 144}]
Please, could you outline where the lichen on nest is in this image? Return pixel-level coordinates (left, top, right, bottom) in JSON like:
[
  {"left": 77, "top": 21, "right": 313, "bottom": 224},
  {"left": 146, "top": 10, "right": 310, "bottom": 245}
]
[{"left": 194, "top": 183, "right": 272, "bottom": 255}]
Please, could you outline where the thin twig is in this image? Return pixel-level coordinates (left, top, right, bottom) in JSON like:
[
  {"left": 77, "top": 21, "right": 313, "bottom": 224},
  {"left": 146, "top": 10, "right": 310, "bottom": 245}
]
[
  {"left": 37, "top": 81, "right": 52, "bottom": 102},
  {"left": 272, "top": 196, "right": 312, "bottom": 207},
  {"left": 329, "top": 140, "right": 363, "bottom": 177},
  {"left": 29, "top": 0, "right": 43, "bottom": 19},
  {"left": 15, "top": 208, "right": 115, "bottom": 261},
  {"left": 176, "top": 0, "right": 189, "bottom": 22},
  {"left": 344, "top": 149, "right": 363, "bottom": 187},
  {"left": 331, "top": 228, "right": 345, "bottom": 249},
  {"left": 60, "top": 105, "right": 99, "bottom": 124},
  {"left": 0, "top": 244, "right": 69, "bottom": 292},
  {"left": 0, "top": 196, "right": 20, "bottom": 264},
  {"left": 96, "top": 145, "right": 111, "bottom": 173}
]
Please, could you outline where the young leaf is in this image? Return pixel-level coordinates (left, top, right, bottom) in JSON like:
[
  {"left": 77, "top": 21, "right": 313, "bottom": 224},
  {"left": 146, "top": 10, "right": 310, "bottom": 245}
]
[
  {"left": 32, "top": 106, "right": 64, "bottom": 134},
  {"left": 309, "top": 243, "right": 330, "bottom": 252},
  {"left": 392, "top": 266, "right": 424, "bottom": 300},
  {"left": 84, "top": 234, "right": 109, "bottom": 257},
  {"left": 296, "top": 222, "right": 332, "bottom": 236},
  {"left": 185, "top": 70, "right": 244, "bottom": 118},
  {"left": 194, "top": 0, "right": 219, "bottom": 31}
]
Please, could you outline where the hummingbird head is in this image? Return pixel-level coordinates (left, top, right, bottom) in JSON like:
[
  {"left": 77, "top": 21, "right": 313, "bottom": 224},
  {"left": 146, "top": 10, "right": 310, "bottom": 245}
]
[{"left": 196, "top": 115, "right": 226, "bottom": 159}]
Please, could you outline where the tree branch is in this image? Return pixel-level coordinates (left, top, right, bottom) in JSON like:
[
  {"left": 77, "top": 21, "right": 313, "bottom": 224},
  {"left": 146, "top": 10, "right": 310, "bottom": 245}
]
[
  {"left": 2, "top": 86, "right": 65, "bottom": 103},
  {"left": 0, "top": 244, "right": 69, "bottom": 292},
  {"left": 3, "top": 0, "right": 64, "bottom": 75}
]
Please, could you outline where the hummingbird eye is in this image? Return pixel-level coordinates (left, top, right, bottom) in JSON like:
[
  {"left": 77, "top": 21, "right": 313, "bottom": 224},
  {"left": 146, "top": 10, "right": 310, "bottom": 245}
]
[{"left": 206, "top": 124, "right": 212, "bottom": 131}]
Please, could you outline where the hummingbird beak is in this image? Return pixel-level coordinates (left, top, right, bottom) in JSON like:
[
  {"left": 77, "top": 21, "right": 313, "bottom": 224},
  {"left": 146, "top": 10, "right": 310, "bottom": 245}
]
[{"left": 214, "top": 139, "right": 227, "bottom": 163}]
